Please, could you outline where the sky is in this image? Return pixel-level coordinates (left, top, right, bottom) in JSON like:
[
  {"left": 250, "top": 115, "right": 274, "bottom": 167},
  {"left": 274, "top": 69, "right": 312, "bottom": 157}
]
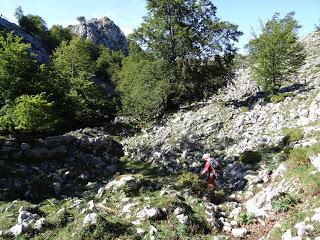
[{"left": 0, "top": 0, "right": 319, "bottom": 52}]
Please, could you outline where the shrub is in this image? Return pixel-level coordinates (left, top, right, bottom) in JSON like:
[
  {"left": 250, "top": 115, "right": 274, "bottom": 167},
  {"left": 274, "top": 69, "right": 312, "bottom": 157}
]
[
  {"left": 177, "top": 171, "right": 207, "bottom": 195},
  {"left": 0, "top": 94, "right": 58, "bottom": 133},
  {"left": 238, "top": 212, "right": 256, "bottom": 225},
  {"left": 239, "top": 150, "right": 262, "bottom": 164},
  {"left": 282, "top": 127, "right": 304, "bottom": 145},
  {"left": 272, "top": 193, "right": 298, "bottom": 212}
]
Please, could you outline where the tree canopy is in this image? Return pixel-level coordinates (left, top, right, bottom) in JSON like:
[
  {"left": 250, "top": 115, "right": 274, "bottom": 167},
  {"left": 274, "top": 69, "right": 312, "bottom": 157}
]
[
  {"left": 118, "top": 0, "right": 242, "bottom": 120},
  {"left": 247, "top": 12, "right": 306, "bottom": 94}
]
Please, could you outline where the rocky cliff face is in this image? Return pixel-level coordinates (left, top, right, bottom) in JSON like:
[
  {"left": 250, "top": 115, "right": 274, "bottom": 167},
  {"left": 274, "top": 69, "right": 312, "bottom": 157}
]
[
  {"left": 0, "top": 16, "right": 50, "bottom": 63},
  {"left": 69, "top": 17, "right": 128, "bottom": 54}
]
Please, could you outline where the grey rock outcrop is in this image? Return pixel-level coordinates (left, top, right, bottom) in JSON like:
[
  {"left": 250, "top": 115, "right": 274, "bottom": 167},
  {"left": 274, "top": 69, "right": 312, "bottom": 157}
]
[
  {"left": 69, "top": 17, "right": 128, "bottom": 54},
  {"left": 0, "top": 16, "right": 49, "bottom": 62}
]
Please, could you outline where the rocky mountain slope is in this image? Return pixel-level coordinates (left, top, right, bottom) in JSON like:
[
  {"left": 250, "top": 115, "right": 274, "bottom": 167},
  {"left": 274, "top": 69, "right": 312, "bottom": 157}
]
[
  {"left": 0, "top": 16, "right": 50, "bottom": 62},
  {"left": 0, "top": 32, "right": 319, "bottom": 240},
  {"left": 69, "top": 17, "right": 129, "bottom": 54}
]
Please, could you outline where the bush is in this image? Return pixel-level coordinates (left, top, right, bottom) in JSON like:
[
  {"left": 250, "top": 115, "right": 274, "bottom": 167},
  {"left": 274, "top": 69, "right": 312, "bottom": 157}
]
[
  {"left": 0, "top": 94, "right": 58, "bottom": 133},
  {"left": 272, "top": 193, "right": 298, "bottom": 212},
  {"left": 239, "top": 150, "right": 262, "bottom": 164},
  {"left": 238, "top": 212, "right": 256, "bottom": 225},
  {"left": 177, "top": 171, "right": 207, "bottom": 195},
  {"left": 282, "top": 127, "right": 304, "bottom": 145}
]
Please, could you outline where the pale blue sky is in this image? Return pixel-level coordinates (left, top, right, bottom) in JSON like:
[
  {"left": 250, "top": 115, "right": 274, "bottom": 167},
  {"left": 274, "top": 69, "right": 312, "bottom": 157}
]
[{"left": 0, "top": 0, "right": 319, "bottom": 52}]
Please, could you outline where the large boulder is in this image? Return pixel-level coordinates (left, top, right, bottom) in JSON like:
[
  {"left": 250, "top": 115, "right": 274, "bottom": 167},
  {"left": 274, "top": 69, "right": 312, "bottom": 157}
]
[{"left": 69, "top": 17, "right": 128, "bottom": 54}]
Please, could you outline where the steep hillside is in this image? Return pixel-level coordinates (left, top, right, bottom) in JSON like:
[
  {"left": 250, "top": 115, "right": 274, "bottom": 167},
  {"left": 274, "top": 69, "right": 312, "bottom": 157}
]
[{"left": 0, "top": 32, "right": 319, "bottom": 240}]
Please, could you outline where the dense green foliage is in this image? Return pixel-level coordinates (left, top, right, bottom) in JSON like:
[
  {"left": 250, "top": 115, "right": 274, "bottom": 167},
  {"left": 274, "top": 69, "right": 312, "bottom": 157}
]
[
  {"left": 118, "top": 0, "right": 242, "bottom": 120},
  {"left": 0, "top": 32, "right": 38, "bottom": 103},
  {"left": 53, "top": 38, "right": 117, "bottom": 124},
  {"left": 0, "top": 94, "right": 58, "bottom": 132},
  {"left": 0, "top": 29, "right": 119, "bottom": 133},
  {"left": 247, "top": 12, "right": 305, "bottom": 94},
  {"left": 118, "top": 46, "right": 172, "bottom": 121}
]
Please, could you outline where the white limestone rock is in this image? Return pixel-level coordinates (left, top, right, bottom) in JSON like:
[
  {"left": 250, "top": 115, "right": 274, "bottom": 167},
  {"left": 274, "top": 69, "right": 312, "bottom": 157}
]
[
  {"left": 231, "top": 228, "right": 247, "bottom": 238},
  {"left": 83, "top": 213, "right": 98, "bottom": 226}
]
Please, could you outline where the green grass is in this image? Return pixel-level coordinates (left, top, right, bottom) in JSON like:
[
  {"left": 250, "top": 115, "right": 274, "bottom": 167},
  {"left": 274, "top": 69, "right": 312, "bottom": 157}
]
[
  {"left": 237, "top": 212, "right": 256, "bottom": 225},
  {"left": 272, "top": 194, "right": 298, "bottom": 213},
  {"left": 270, "top": 92, "right": 295, "bottom": 103},
  {"left": 282, "top": 127, "right": 304, "bottom": 145}
]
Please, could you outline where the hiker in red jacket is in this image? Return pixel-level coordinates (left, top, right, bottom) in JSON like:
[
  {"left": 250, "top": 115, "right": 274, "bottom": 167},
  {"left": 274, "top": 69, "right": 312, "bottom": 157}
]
[{"left": 200, "top": 153, "right": 220, "bottom": 190}]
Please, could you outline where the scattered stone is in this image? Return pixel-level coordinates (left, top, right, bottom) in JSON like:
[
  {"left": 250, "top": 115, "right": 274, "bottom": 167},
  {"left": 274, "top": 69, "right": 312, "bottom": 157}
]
[
  {"left": 34, "top": 218, "right": 48, "bottom": 231},
  {"left": 310, "top": 154, "right": 320, "bottom": 172},
  {"left": 282, "top": 229, "right": 292, "bottom": 240},
  {"left": 9, "top": 224, "right": 26, "bottom": 236},
  {"left": 136, "top": 207, "right": 165, "bottom": 220},
  {"left": 136, "top": 228, "right": 145, "bottom": 234},
  {"left": 83, "top": 213, "right": 98, "bottom": 226},
  {"left": 294, "top": 222, "right": 314, "bottom": 236},
  {"left": 176, "top": 214, "right": 188, "bottom": 224},
  {"left": 231, "top": 228, "right": 247, "bottom": 238}
]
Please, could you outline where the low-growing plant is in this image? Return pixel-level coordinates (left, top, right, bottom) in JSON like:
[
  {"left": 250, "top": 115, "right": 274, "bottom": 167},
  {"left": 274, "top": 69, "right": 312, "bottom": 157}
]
[
  {"left": 238, "top": 212, "right": 256, "bottom": 225},
  {"left": 177, "top": 171, "right": 207, "bottom": 196},
  {"left": 288, "top": 147, "right": 309, "bottom": 166},
  {"left": 240, "top": 106, "right": 249, "bottom": 112},
  {"left": 239, "top": 150, "right": 262, "bottom": 164},
  {"left": 77, "top": 215, "right": 133, "bottom": 239},
  {"left": 270, "top": 94, "right": 285, "bottom": 103},
  {"left": 270, "top": 92, "right": 295, "bottom": 103},
  {"left": 282, "top": 127, "right": 304, "bottom": 145},
  {"left": 272, "top": 193, "right": 298, "bottom": 213}
]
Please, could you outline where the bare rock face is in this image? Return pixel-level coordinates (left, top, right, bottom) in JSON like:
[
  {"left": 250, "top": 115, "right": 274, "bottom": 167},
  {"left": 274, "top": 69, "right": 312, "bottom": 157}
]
[
  {"left": 69, "top": 17, "right": 128, "bottom": 54},
  {"left": 0, "top": 16, "right": 50, "bottom": 63}
]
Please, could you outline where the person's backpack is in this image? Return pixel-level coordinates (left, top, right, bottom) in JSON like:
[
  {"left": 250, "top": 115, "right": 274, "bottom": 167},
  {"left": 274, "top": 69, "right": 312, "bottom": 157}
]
[{"left": 208, "top": 157, "right": 222, "bottom": 176}]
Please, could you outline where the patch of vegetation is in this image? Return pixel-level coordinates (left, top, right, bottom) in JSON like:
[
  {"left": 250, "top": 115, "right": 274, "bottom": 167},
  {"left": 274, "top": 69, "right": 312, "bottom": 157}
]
[
  {"left": 77, "top": 215, "right": 134, "bottom": 240},
  {"left": 237, "top": 212, "right": 256, "bottom": 225},
  {"left": 177, "top": 171, "right": 207, "bottom": 196},
  {"left": 270, "top": 92, "right": 295, "bottom": 103},
  {"left": 239, "top": 150, "right": 262, "bottom": 164},
  {"left": 0, "top": 136, "right": 7, "bottom": 142},
  {"left": 240, "top": 106, "right": 249, "bottom": 112},
  {"left": 282, "top": 127, "right": 304, "bottom": 145},
  {"left": 287, "top": 147, "right": 309, "bottom": 166},
  {"left": 272, "top": 193, "right": 298, "bottom": 213}
]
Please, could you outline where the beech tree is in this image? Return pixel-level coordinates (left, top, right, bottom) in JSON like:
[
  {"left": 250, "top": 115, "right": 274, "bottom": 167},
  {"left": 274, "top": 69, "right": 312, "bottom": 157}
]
[
  {"left": 247, "top": 12, "right": 306, "bottom": 94},
  {"left": 120, "top": 0, "right": 242, "bottom": 119}
]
